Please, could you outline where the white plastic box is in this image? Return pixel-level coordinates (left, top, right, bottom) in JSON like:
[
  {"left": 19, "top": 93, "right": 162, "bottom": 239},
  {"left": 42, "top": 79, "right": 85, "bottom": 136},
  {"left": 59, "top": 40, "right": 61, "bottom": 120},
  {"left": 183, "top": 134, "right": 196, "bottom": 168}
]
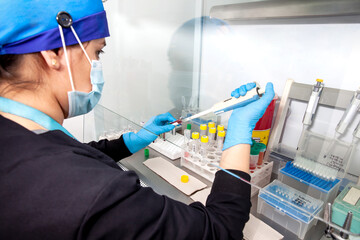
[{"left": 257, "top": 180, "right": 324, "bottom": 239}]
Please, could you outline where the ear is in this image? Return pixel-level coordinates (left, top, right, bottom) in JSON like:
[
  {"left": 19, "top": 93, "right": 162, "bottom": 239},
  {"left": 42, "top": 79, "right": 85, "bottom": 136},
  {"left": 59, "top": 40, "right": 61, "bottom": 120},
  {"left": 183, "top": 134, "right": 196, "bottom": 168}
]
[{"left": 40, "top": 50, "right": 61, "bottom": 70}]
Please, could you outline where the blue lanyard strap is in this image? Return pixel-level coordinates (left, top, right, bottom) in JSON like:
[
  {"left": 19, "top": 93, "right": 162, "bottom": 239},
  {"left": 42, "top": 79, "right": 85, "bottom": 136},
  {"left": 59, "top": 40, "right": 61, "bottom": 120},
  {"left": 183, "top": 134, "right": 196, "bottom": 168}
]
[{"left": 0, "top": 97, "right": 76, "bottom": 139}]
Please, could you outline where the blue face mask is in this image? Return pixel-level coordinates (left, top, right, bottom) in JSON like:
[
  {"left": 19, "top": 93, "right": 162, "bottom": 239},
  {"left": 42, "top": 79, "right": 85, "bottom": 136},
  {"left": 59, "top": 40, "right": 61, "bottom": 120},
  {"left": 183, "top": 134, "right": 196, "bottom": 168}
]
[
  {"left": 67, "top": 60, "right": 104, "bottom": 118},
  {"left": 58, "top": 24, "right": 104, "bottom": 118}
]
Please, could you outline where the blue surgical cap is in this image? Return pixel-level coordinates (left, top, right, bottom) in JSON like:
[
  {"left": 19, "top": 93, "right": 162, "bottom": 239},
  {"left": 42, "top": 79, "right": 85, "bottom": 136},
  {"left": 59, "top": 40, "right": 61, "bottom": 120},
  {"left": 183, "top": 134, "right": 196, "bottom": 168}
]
[{"left": 0, "top": 0, "right": 110, "bottom": 55}]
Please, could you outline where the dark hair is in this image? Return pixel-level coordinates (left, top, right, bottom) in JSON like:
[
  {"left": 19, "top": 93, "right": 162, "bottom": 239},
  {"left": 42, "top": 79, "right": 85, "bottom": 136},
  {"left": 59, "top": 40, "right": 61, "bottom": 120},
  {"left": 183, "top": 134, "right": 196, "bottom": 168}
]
[
  {"left": 0, "top": 49, "right": 58, "bottom": 95},
  {"left": 0, "top": 54, "right": 22, "bottom": 79}
]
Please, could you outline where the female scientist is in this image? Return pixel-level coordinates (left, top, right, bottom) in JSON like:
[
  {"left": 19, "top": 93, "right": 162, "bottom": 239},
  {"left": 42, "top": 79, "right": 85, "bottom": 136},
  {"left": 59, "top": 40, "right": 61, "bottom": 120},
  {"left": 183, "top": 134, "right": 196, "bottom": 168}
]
[{"left": 0, "top": 1, "right": 274, "bottom": 239}]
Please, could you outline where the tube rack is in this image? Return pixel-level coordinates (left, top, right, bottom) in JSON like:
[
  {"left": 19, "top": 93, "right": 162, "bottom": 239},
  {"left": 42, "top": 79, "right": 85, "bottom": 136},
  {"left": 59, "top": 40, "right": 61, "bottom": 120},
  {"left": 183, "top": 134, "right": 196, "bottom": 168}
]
[{"left": 181, "top": 146, "right": 273, "bottom": 195}]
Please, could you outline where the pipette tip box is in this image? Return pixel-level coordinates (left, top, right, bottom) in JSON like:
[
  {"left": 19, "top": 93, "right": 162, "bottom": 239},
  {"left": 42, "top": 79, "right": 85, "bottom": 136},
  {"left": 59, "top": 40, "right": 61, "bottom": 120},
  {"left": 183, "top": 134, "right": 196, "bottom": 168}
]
[
  {"left": 332, "top": 184, "right": 360, "bottom": 234},
  {"left": 280, "top": 162, "right": 340, "bottom": 192},
  {"left": 279, "top": 162, "right": 340, "bottom": 203},
  {"left": 257, "top": 180, "right": 324, "bottom": 239}
]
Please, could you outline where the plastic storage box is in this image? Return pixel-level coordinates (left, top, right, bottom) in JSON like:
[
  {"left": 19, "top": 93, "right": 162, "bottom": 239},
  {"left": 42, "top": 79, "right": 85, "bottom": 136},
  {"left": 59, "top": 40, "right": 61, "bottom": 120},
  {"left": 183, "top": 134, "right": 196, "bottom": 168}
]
[
  {"left": 278, "top": 130, "right": 350, "bottom": 203},
  {"left": 257, "top": 180, "right": 324, "bottom": 239},
  {"left": 332, "top": 183, "right": 360, "bottom": 235},
  {"left": 279, "top": 162, "right": 340, "bottom": 203}
]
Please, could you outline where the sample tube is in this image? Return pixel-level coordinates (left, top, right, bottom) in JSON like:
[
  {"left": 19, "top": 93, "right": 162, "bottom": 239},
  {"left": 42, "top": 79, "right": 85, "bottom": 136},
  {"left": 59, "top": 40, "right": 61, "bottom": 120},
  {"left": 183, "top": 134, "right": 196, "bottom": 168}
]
[
  {"left": 217, "top": 124, "right": 225, "bottom": 132},
  {"left": 208, "top": 122, "right": 216, "bottom": 130},
  {"left": 256, "top": 143, "right": 267, "bottom": 168},
  {"left": 200, "top": 124, "right": 207, "bottom": 137},
  {"left": 191, "top": 132, "right": 200, "bottom": 154},
  {"left": 250, "top": 146, "right": 260, "bottom": 170},
  {"left": 216, "top": 130, "right": 226, "bottom": 151},
  {"left": 208, "top": 127, "right": 216, "bottom": 146},
  {"left": 200, "top": 135, "right": 209, "bottom": 166},
  {"left": 183, "top": 124, "right": 192, "bottom": 146}
]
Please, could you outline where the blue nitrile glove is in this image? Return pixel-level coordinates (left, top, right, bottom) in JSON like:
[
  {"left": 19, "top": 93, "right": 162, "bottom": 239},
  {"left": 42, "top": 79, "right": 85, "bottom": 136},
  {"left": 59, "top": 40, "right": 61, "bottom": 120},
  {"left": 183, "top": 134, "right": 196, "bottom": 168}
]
[
  {"left": 223, "top": 82, "right": 275, "bottom": 151},
  {"left": 123, "top": 112, "right": 176, "bottom": 153}
]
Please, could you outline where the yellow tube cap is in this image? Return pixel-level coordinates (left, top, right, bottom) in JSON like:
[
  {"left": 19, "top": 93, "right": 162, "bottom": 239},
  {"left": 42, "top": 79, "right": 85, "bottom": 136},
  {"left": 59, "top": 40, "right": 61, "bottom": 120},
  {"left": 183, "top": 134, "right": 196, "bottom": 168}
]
[
  {"left": 208, "top": 122, "right": 215, "bottom": 128},
  {"left": 200, "top": 124, "right": 207, "bottom": 131},
  {"left": 218, "top": 130, "right": 226, "bottom": 137},
  {"left": 209, "top": 127, "right": 216, "bottom": 134},
  {"left": 181, "top": 175, "right": 189, "bottom": 183},
  {"left": 201, "top": 135, "right": 209, "bottom": 143},
  {"left": 217, "top": 124, "right": 224, "bottom": 131},
  {"left": 316, "top": 79, "right": 323, "bottom": 83},
  {"left": 192, "top": 132, "right": 200, "bottom": 139}
]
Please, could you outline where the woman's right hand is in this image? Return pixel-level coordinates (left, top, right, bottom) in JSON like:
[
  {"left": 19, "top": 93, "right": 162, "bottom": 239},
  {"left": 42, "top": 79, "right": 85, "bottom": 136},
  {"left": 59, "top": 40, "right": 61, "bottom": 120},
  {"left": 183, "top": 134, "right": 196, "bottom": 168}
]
[{"left": 223, "top": 82, "right": 275, "bottom": 151}]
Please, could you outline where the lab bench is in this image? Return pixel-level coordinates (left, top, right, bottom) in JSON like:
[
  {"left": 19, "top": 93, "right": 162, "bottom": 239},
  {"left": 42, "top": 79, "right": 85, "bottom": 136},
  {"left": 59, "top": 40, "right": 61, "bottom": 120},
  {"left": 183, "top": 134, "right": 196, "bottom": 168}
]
[{"left": 118, "top": 148, "right": 213, "bottom": 205}]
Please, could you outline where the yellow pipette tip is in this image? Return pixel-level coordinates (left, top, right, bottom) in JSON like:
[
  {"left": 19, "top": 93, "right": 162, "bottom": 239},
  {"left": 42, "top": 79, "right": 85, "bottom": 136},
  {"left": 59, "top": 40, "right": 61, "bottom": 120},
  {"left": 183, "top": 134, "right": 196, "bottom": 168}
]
[{"left": 181, "top": 175, "right": 189, "bottom": 183}]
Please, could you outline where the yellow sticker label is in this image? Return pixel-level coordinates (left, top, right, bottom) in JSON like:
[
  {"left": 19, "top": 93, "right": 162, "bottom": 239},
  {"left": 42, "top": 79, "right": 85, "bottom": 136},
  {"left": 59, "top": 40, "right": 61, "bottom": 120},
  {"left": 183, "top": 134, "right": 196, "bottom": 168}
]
[{"left": 252, "top": 129, "right": 271, "bottom": 146}]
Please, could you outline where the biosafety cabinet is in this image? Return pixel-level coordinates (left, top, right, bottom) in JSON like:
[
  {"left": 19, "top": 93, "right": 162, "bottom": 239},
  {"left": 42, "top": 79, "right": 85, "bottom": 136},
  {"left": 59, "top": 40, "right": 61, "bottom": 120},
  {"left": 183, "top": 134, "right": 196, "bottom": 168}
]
[{"left": 81, "top": 1, "right": 360, "bottom": 239}]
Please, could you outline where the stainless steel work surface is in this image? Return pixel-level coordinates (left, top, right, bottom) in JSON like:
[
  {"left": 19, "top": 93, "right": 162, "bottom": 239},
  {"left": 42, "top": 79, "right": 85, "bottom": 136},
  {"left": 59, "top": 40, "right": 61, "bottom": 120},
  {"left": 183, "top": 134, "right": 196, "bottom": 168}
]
[{"left": 119, "top": 148, "right": 213, "bottom": 205}]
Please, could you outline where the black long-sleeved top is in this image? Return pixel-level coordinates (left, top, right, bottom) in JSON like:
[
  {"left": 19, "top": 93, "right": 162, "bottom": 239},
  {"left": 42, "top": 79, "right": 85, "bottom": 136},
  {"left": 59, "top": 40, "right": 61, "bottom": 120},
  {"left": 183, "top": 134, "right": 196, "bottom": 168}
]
[{"left": 0, "top": 116, "right": 251, "bottom": 239}]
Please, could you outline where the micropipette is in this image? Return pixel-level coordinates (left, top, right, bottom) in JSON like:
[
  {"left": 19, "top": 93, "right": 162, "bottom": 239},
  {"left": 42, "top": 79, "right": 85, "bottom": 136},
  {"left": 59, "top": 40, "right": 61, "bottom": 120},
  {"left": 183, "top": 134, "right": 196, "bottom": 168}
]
[
  {"left": 302, "top": 79, "right": 324, "bottom": 126},
  {"left": 171, "top": 82, "right": 265, "bottom": 126},
  {"left": 321, "top": 89, "right": 360, "bottom": 161},
  {"left": 335, "top": 89, "right": 360, "bottom": 135},
  {"left": 297, "top": 79, "right": 324, "bottom": 150}
]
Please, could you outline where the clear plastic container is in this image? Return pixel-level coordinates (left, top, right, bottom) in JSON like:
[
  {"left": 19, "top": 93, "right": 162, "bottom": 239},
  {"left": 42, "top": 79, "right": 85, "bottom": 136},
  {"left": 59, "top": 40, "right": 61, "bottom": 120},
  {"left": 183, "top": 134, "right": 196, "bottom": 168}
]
[
  {"left": 257, "top": 180, "right": 324, "bottom": 239},
  {"left": 279, "top": 130, "right": 350, "bottom": 203}
]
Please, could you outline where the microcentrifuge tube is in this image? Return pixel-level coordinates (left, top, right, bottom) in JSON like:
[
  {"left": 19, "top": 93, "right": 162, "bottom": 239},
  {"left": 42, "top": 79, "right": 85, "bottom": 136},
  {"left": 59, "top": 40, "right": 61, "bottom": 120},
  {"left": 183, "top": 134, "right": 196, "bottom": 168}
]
[
  {"left": 191, "top": 132, "right": 200, "bottom": 154},
  {"left": 200, "top": 135, "right": 209, "bottom": 166},
  {"left": 216, "top": 131, "right": 226, "bottom": 151},
  {"left": 208, "top": 127, "right": 216, "bottom": 146},
  {"left": 200, "top": 124, "right": 207, "bottom": 137}
]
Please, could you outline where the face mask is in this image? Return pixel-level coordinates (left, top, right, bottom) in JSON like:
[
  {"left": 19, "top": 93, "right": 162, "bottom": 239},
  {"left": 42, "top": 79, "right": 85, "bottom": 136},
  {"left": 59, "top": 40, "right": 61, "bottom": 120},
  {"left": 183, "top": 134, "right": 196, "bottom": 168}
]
[
  {"left": 67, "top": 60, "right": 104, "bottom": 118},
  {"left": 58, "top": 24, "right": 104, "bottom": 118}
]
